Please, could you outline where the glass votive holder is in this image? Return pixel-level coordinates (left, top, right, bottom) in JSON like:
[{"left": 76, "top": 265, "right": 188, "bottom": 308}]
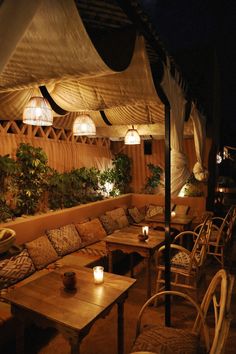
[
  {"left": 142, "top": 225, "right": 149, "bottom": 236},
  {"left": 62, "top": 271, "right": 77, "bottom": 290},
  {"left": 93, "top": 266, "right": 104, "bottom": 284}
]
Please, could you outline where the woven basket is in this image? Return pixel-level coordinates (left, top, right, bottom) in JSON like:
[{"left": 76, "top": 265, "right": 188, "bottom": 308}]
[{"left": 0, "top": 228, "right": 16, "bottom": 254}]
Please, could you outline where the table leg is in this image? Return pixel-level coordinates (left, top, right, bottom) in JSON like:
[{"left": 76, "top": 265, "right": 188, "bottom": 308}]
[
  {"left": 108, "top": 249, "right": 113, "bottom": 273},
  {"left": 117, "top": 300, "right": 124, "bottom": 354},
  {"left": 70, "top": 335, "right": 80, "bottom": 354},
  {"left": 130, "top": 253, "right": 134, "bottom": 277},
  {"left": 146, "top": 256, "right": 152, "bottom": 300},
  {"left": 15, "top": 317, "right": 24, "bottom": 354}
]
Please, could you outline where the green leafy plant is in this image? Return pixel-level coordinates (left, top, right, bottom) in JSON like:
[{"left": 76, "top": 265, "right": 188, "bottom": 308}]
[
  {"left": 144, "top": 163, "right": 163, "bottom": 194},
  {"left": 183, "top": 173, "right": 204, "bottom": 197},
  {"left": 14, "top": 144, "right": 49, "bottom": 215},
  {"left": 0, "top": 154, "right": 18, "bottom": 221},
  {"left": 48, "top": 167, "right": 102, "bottom": 210},
  {"left": 112, "top": 153, "right": 132, "bottom": 194}
]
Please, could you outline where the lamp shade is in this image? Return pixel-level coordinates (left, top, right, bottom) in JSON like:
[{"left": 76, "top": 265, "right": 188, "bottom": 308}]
[
  {"left": 73, "top": 114, "right": 96, "bottom": 136},
  {"left": 124, "top": 128, "right": 141, "bottom": 145},
  {"left": 23, "top": 96, "right": 53, "bottom": 126}
]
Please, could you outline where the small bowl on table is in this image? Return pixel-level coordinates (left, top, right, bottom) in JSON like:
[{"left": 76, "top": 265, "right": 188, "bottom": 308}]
[{"left": 138, "top": 234, "right": 149, "bottom": 242}]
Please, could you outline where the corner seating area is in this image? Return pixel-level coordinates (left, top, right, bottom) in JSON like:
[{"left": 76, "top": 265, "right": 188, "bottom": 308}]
[{"left": 0, "top": 193, "right": 206, "bottom": 346}]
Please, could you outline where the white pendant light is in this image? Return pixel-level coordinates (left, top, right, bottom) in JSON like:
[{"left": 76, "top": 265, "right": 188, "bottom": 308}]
[
  {"left": 23, "top": 96, "right": 53, "bottom": 126},
  {"left": 73, "top": 114, "right": 96, "bottom": 136},
  {"left": 124, "top": 126, "right": 141, "bottom": 145}
]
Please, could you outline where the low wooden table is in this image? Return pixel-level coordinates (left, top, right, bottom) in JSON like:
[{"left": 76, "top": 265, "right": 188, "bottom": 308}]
[
  {"left": 105, "top": 227, "right": 165, "bottom": 299},
  {"left": 3, "top": 265, "right": 136, "bottom": 354},
  {"left": 145, "top": 214, "right": 194, "bottom": 232}
]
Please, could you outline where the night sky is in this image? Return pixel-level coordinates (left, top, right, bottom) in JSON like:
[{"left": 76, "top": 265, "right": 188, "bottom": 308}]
[{"left": 139, "top": 0, "right": 236, "bottom": 147}]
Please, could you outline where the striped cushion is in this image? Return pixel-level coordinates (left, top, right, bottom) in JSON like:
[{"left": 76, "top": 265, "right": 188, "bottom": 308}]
[
  {"left": 0, "top": 249, "right": 35, "bottom": 289},
  {"left": 47, "top": 224, "right": 82, "bottom": 256},
  {"left": 132, "top": 325, "right": 198, "bottom": 354}
]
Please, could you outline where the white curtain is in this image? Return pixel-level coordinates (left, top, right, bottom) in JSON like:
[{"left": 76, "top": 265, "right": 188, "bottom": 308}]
[
  {"left": 161, "top": 61, "right": 190, "bottom": 196},
  {"left": 191, "top": 104, "right": 209, "bottom": 181}
]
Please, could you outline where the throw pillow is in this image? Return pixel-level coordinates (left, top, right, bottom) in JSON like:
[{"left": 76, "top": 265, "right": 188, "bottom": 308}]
[
  {"left": 46, "top": 224, "right": 82, "bottom": 256},
  {"left": 26, "top": 235, "right": 59, "bottom": 270},
  {"left": 99, "top": 214, "right": 119, "bottom": 234},
  {"left": 106, "top": 208, "right": 129, "bottom": 229},
  {"left": 128, "top": 207, "right": 145, "bottom": 223},
  {"left": 0, "top": 249, "right": 35, "bottom": 290},
  {"left": 146, "top": 204, "right": 164, "bottom": 218},
  {"left": 174, "top": 205, "right": 190, "bottom": 215},
  {"left": 75, "top": 218, "right": 107, "bottom": 246}
]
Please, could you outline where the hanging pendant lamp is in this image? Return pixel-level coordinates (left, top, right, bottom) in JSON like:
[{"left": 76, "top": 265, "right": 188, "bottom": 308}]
[
  {"left": 124, "top": 126, "right": 141, "bottom": 145},
  {"left": 23, "top": 96, "right": 53, "bottom": 126},
  {"left": 73, "top": 114, "right": 96, "bottom": 136}
]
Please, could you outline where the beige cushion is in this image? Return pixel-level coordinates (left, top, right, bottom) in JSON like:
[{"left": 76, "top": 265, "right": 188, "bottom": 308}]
[
  {"left": 106, "top": 207, "right": 129, "bottom": 229},
  {"left": 174, "top": 204, "right": 190, "bottom": 215},
  {"left": 47, "top": 224, "right": 81, "bottom": 256},
  {"left": 128, "top": 207, "right": 145, "bottom": 223},
  {"left": 75, "top": 218, "right": 107, "bottom": 246},
  {"left": 26, "top": 235, "right": 59, "bottom": 270},
  {"left": 146, "top": 204, "right": 163, "bottom": 218},
  {"left": 99, "top": 214, "right": 119, "bottom": 234},
  {"left": 132, "top": 325, "right": 198, "bottom": 354},
  {"left": 0, "top": 249, "right": 35, "bottom": 289}
]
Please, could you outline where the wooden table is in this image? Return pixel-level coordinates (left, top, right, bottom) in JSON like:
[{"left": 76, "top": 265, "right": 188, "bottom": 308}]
[
  {"left": 105, "top": 227, "right": 165, "bottom": 299},
  {"left": 3, "top": 265, "right": 136, "bottom": 354},
  {"left": 145, "top": 213, "right": 193, "bottom": 232}
]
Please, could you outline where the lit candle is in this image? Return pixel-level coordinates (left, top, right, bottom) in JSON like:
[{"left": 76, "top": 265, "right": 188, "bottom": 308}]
[
  {"left": 219, "top": 188, "right": 223, "bottom": 193},
  {"left": 93, "top": 266, "right": 104, "bottom": 284},
  {"left": 171, "top": 211, "right": 176, "bottom": 218},
  {"left": 142, "top": 226, "right": 149, "bottom": 236}
]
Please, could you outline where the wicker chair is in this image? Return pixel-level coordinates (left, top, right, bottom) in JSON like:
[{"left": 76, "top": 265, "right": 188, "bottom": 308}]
[
  {"left": 155, "top": 216, "right": 212, "bottom": 299},
  {"left": 207, "top": 205, "right": 236, "bottom": 267},
  {"left": 131, "top": 269, "right": 234, "bottom": 354}
]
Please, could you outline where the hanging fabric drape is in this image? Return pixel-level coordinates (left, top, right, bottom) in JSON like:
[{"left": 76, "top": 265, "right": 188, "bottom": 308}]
[
  {"left": 191, "top": 103, "right": 209, "bottom": 181},
  {"left": 47, "top": 36, "right": 161, "bottom": 113},
  {"left": 161, "top": 60, "right": 190, "bottom": 196}
]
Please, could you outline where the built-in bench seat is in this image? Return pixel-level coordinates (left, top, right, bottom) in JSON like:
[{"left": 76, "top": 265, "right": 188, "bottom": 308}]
[{"left": 0, "top": 193, "right": 206, "bottom": 346}]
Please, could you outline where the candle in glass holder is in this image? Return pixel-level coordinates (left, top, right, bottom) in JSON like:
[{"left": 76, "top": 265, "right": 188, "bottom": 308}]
[
  {"left": 171, "top": 211, "right": 176, "bottom": 218},
  {"left": 142, "top": 226, "right": 149, "bottom": 236},
  {"left": 93, "top": 266, "right": 104, "bottom": 284}
]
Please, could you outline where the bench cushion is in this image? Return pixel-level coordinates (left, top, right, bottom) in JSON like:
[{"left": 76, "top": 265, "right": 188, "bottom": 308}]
[
  {"left": 47, "top": 224, "right": 82, "bottom": 256},
  {"left": 26, "top": 235, "right": 59, "bottom": 270},
  {"left": 75, "top": 218, "right": 107, "bottom": 246},
  {"left": 0, "top": 249, "right": 35, "bottom": 289}
]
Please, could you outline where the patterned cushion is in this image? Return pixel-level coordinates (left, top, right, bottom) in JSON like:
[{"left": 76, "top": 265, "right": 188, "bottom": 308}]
[
  {"left": 47, "top": 224, "right": 82, "bottom": 256},
  {"left": 132, "top": 325, "right": 198, "bottom": 354},
  {"left": 146, "top": 204, "right": 164, "bottom": 219},
  {"left": 106, "top": 208, "right": 129, "bottom": 229},
  {"left": 99, "top": 214, "right": 119, "bottom": 234},
  {"left": 171, "top": 251, "right": 190, "bottom": 269},
  {"left": 128, "top": 207, "right": 145, "bottom": 223},
  {"left": 0, "top": 249, "right": 35, "bottom": 289},
  {"left": 75, "top": 218, "right": 107, "bottom": 246},
  {"left": 26, "top": 235, "right": 59, "bottom": 270}
]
